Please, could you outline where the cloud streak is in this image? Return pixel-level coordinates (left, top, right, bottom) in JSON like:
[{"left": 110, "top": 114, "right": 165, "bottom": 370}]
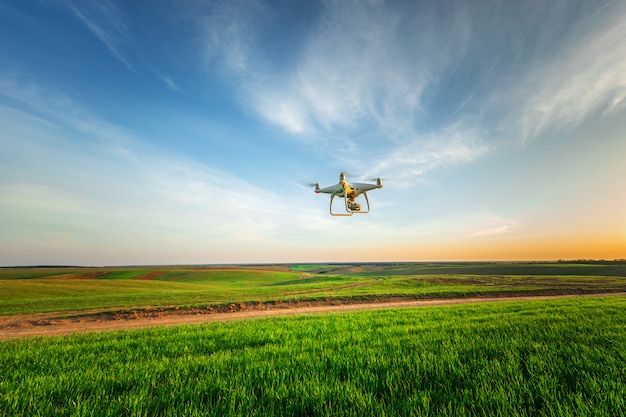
[
  {"left": 494, "top": 1, "right": 626, "bottom": 144},
  {"left": 372, "top": 125, "right": 491, "bottom": 185},
  {"left": 193, "top": 1, "right": 481, "bottom": 181},
  {"left": 156, "top": 73, "right": 182, "bottom": 93},
  {"left": 0, "top": 77, "right": 312, "bottom": 264},
  {"left": 62, "top": 0, "right": 137, "bottom": 71},
  {"left": 193, "top": 0, "right": 626, "bottom": 184},
  {"left": 246, "top": 1, "right": 472, "bottom": 139},
  {"left": 197, "top": 0, "right": 273, "bottom": 76}
]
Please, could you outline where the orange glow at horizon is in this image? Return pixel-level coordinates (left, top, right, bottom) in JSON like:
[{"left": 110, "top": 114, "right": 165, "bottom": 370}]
[{"left": 366, "top": 233, "right": 626, "bottom": 262}]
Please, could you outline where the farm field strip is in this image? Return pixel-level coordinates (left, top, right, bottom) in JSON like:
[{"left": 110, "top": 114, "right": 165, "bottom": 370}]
[
  {"left": 0, "top": 269, "right": 368, "bottom": 316},
  {"left": 1, "top": 292, "right": 624, "bottom": 340},
  {"left": 1, "top": 296, "right": 625, "bottom": 416},
  {"left": 2, "top": 263, "right": 626, "bottom": 317}
]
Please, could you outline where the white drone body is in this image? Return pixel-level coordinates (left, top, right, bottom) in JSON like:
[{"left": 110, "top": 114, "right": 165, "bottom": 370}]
[{"left": 314, "top": 172, "right": 383, "bottom": 216}]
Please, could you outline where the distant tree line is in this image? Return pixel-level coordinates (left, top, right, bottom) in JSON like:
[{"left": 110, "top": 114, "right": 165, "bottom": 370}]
[{"left": 557, "top": 259, "right": 626, "bottom": 264}]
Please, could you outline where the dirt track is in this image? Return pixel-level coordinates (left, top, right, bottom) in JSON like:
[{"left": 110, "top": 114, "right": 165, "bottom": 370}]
[{"left": 1, "top": 292, "right": 624, "bottom": 339}]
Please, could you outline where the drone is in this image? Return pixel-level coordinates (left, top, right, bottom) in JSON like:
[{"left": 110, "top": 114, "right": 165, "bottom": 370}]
[{"left": 313, "top": 172, "right": 383, "bottom": 216}]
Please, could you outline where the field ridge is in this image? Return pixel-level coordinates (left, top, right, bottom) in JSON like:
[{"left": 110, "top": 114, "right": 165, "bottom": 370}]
[{"left": 2, "top": 291, "right": 624, "bottom": 339}]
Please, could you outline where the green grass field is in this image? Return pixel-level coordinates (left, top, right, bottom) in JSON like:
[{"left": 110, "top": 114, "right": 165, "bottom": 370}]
[
  {"left": 1, "top": 296, "right": 625, "bottom": 416},
  {"left": 1, "top": 263, "right": 625, "bottom": 316},
  {"left": 1, "top": 263, "right": 624, "bottom": 415}
]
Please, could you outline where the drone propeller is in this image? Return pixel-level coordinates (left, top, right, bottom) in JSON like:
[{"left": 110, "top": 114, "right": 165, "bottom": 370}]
[
  {"left": 367, "top": 177, "right": 384, "bottom": 187},
  {"left": 300, "top": 181, "right": 321, "bottom": 192},
  {"left": 339, "top": 172, "right": 384, "bottom": 183}
]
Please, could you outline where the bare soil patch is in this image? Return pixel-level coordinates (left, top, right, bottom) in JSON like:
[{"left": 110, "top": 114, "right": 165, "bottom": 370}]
[
  {"left": 137, "top": 271, "right": 167, "bottom": 280},
  {"left": 1, "top": 291, "right": 624, "bottom": 340}
]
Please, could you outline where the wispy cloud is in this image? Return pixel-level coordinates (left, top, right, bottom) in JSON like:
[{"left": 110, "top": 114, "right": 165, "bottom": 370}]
[
  {"left": 193, "top": 0, "right": 626, "bottom": 184},
  {"left": 197, "top": 0, "right": 271, "bottom": 76},
  {"left": 488, "top": 1, "right": 626, "bottom": 144},
  {"left": 195, "top": 1, "right": 478, "bottom": 174},
  {"left": 0, "top": 77, "right": 316, "bottom": 264},
  {"left": 248, "top": 1, "right": 472, "bottom": 139},
  {"left": 62, "top": 0, "right": 137, "bottom": 72},
  {"left": 466, "top": 216, "right": 519, "bottom": 238},
  {"left": 371, "top": 124, "right": 491, "bottom": 185},
  {"left": 156, "top": 73, "right": 182, "bottom": 93}
]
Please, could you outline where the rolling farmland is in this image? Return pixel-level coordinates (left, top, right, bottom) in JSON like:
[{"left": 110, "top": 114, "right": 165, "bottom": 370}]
[
  {"left": 1, "top": 262, "right": 625, "bottom": 416},
  {"left": 2, "top": 262, "right": 626, "bottom": 317}
]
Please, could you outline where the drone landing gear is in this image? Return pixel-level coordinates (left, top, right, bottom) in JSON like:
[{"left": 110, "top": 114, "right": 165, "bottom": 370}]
[{"left": 329, "top": 193, "right": 371, "bottom": 216}]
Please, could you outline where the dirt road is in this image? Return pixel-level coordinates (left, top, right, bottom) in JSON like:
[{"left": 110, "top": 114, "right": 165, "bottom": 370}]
[{"left": 2, "top": 292, "right": 624, "bottom": 339}]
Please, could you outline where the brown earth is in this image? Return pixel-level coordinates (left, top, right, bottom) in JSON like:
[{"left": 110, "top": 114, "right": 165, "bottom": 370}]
[
  {"left": 1, "top": 291, "right": 624, "bottom": 340},
  {"left": 137, "top": 271, "right": 167, "bottom": 280}
]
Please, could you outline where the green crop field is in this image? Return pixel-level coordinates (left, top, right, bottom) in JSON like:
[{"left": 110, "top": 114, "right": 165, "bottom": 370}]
[
  {"left": 0, "top": 267, "right": 372, "bottom": 316},
  {"left": 1, "top": 296, "right": 625, "bottom": 416},
  {"left": 1, "top": 262, "right": 625, "bottom": 316}
]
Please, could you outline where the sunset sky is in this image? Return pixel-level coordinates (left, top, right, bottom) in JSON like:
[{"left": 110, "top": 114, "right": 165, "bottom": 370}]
[{"left": 1, "top": 0, "right": 625, "bottom": 266}]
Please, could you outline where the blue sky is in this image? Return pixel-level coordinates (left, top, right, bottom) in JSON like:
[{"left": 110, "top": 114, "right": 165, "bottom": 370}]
[{"left": 1, "top": 0, "right": 625, "bottom": 265}]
